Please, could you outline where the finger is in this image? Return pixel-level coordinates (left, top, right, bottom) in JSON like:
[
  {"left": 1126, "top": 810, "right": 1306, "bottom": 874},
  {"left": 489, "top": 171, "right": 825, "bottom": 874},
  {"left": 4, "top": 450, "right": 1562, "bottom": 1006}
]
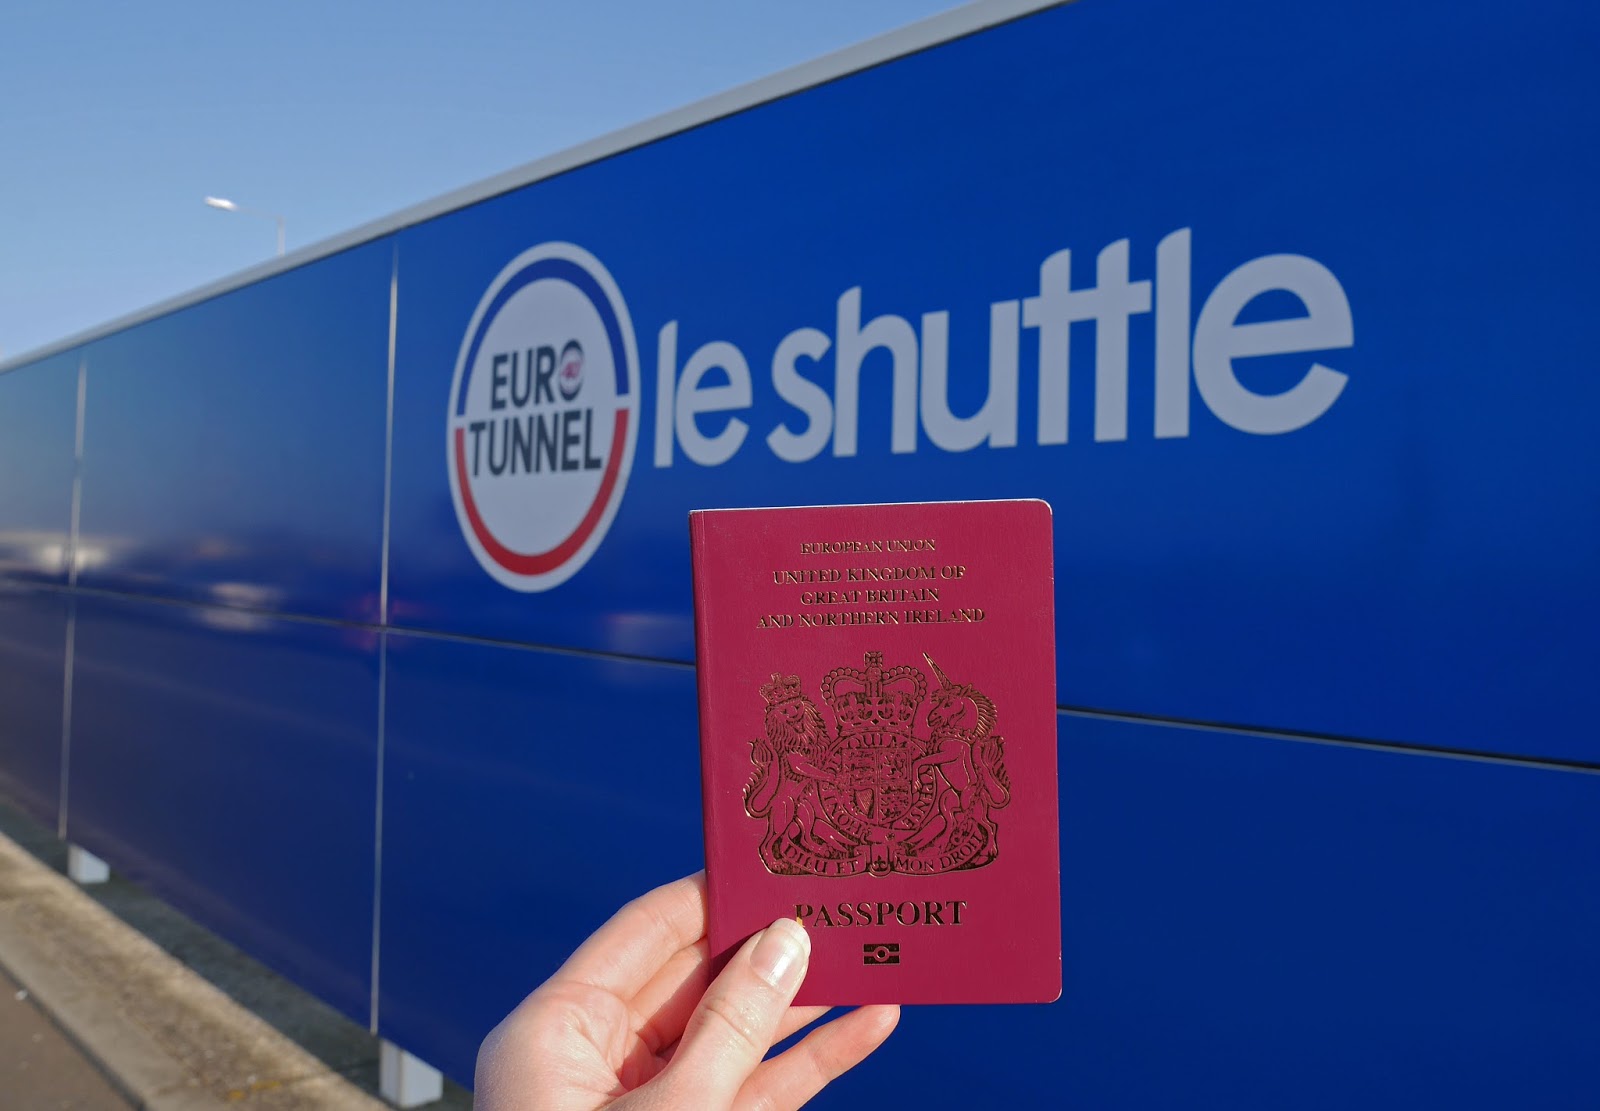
[
  {"left": 617, "top": 952, "right": 708, "bottom": 1091},
  {"left": 735, "top": 1005, "right": 900, "bottom": 1111},
  {"left": 554, "top": 872, "right": 707, "bottom": 998},
  {"left": 652, "top": 917, "right": 811, "bottom": 1106},
  {"left": 774, "top": 1005, "right": 831, "bottom": 1044},
  {"left": 646, "top": 1004, "right": 829, "bottom": 1073},
  {"left": 627, "top": 938, "right": 712, "bottom": 1056},
  {"left": 625, "top": 941, "right": 823, "bottom": 1069},
  {"left": 630, "top": 936, "right": 825, "bottom": 1058}
]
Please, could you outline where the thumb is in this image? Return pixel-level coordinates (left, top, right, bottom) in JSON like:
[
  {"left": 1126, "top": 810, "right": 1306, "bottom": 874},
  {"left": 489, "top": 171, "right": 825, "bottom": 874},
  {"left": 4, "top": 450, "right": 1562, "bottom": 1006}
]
[{"left": 653, "top": 917, "right": 811, "bottom": 1107}]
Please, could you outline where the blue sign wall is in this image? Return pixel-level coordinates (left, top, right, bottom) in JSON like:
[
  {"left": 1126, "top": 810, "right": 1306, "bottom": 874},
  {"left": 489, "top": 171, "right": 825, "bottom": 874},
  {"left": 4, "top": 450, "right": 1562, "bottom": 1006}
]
[{"left": 0, "top": 1, "right": 1595, "bottom": 1106}]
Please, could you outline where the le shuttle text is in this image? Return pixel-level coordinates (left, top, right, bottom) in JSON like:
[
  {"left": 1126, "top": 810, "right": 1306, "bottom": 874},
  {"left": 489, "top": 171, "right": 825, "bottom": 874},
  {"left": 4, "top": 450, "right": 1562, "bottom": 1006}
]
[{"left": 654, "top": 228, "right": 1353, "bottom": 468}]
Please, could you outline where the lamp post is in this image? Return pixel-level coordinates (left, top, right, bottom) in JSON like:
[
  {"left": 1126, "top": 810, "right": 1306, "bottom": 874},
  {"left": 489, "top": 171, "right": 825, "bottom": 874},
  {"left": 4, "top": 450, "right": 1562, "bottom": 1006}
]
[{"left": 204, "top": 196, "right": 286, "bottom": 257}]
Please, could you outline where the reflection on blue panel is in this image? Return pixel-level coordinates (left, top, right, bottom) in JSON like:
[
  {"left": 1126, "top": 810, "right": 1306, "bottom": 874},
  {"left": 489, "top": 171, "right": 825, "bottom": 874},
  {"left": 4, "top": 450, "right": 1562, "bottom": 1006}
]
[
  {"left": 0, "top": 585, "right": 66, "bottom": 827},
  {"left": 76, "top": 242, "right": 392, "bottom": 622},
  {"left": 844, "top": 714, "right": 1597, "bottom": 1110},
  {"left": 67, "top": 594, "right": 378, "bottom": 1022},
  {"left": 386, "top": 0, "right": 1600, "bottom": 761},
  {"left": 377, "top": 635, "right": 702, "bottom": 1079},
  {"left": 0, "top": 353, "right": 79, "bottom": 584}
]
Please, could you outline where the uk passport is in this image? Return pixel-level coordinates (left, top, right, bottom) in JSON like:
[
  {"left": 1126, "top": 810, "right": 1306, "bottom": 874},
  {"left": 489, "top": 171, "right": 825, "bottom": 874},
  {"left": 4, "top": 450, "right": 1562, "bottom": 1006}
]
[{"left": 689, "top": 500, "right": 1060, "bottom": 1005}]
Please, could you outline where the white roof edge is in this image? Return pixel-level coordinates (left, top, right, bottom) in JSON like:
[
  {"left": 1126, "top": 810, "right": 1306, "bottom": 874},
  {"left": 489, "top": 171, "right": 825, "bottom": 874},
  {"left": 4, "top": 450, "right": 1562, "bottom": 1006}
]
[{"left": 1, "top": 0, "right": 1069, "bottom": 376}]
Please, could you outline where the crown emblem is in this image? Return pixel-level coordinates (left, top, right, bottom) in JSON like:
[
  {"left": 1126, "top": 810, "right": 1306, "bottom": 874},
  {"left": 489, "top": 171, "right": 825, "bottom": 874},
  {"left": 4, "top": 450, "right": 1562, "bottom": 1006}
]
[
  {"left": 821, "top": 651, "right": 926, "bottom": 738},
  {"left": 760, "top": 673, "right": 805, "bottom": 707},
  {"left": 742, "top": 651, "right": 1013, "bottom": 878}
]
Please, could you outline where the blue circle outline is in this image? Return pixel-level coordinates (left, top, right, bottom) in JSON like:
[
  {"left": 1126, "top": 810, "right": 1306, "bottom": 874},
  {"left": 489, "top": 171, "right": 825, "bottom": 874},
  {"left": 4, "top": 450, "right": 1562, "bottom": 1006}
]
[{"left": 454, "top": 256, "right": 631, "bottom": 417}]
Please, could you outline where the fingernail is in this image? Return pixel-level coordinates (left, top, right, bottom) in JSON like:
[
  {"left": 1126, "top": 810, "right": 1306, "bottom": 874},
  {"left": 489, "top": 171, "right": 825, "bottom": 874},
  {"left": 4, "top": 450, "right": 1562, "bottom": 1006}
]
[{"left": 750, "top": 917, "right": 809, "bottom": 991}]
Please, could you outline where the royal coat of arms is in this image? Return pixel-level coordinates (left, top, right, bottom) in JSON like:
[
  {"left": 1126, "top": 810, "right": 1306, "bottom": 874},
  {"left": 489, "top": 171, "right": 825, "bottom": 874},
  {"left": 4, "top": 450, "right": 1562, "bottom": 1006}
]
[{"left": 743, "top": 651, "right": 1012, "bottom": 877}]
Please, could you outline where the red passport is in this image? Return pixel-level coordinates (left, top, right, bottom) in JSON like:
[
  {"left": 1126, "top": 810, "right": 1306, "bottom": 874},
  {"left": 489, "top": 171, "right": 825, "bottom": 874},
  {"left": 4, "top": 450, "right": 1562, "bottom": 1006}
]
[{"left": 690, "top": 500, "right": 1060, "bottom": 1004}]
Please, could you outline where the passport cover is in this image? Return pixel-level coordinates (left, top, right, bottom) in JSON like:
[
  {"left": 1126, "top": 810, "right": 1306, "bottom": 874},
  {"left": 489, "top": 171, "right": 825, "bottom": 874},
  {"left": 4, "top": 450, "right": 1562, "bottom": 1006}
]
[{"left": 690, "top": 500, "right": 1060, "bottom": 1005}]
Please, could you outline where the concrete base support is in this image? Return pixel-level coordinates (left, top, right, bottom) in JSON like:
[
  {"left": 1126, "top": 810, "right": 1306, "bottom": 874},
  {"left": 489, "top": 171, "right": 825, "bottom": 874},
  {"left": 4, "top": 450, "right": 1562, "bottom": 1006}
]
[
  {"left": 379, "top": 1040, "right": 443, "bottom": 1108},
  {"left": 66, "top": 845, "right": 109, "bottom": 885}
]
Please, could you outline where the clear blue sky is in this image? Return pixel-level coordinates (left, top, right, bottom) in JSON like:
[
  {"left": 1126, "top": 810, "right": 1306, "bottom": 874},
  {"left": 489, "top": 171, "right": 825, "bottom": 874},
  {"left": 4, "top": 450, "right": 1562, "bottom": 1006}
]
[{"left": 0, "top": 0, "right": 963, "bottom": 364}]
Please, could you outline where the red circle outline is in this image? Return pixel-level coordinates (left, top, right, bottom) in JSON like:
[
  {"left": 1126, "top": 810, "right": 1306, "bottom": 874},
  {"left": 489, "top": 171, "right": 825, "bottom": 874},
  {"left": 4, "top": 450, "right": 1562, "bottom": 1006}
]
[{"left": 453, "top": 409, "right": 629, "bottom": 576}]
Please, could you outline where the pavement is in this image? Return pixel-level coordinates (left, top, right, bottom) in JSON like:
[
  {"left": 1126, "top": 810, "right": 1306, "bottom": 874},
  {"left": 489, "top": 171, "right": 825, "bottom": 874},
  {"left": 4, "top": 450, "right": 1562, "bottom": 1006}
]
[
  {"left": 0, "top": 801, "right": 471, "bottom": 1110},
  {"left": 1, "top": 961, "right": 129, "bottom": 1109}
]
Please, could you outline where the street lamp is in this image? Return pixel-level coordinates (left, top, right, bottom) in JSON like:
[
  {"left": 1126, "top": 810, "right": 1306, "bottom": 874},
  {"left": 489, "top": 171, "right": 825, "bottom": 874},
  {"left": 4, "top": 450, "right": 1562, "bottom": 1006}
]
[{"left": 204, "top": 195, "right": 286, "bottom": 257}]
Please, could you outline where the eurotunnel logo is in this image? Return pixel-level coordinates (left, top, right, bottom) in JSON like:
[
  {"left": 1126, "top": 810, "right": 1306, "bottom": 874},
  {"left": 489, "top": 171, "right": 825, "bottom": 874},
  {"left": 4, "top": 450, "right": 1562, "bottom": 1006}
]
[
  {"left": 449, "top": 229, "right": 1354, "bottom": 591},
  {"left": 447, "top": 242, "right": 639, "bottom": 591}
]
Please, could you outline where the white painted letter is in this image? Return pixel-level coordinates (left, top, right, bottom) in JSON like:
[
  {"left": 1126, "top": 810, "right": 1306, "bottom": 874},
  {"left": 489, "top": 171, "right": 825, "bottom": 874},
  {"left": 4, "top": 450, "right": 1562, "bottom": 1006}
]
[
  {"left": 1023, "top": 249, "right": 1075, "bottom": 445},
  {"left": 918, "top": 302, "right": 1019, "bottom": 451},
  {"left": 674, "top": 340, "right": 751, "bottom": 466},
  {"left": 1154, "top": 229, "right": 1192, "bottom": 439},
  {"left": 834, "top": 287, "right": 919, "bottom": 456},
  {"left": 654, "top": 322, "right": 677, "bottom": 467},
  {"left": 1193, "top": 254, "right": 1352, "bottom": 435},
  {"left": 1022, "top": 242, "right": 1149, "bottom": 445},
  {"left": 767, "top": 327, "right": 834, "bottom": 463},
  {"left": 1089, "top": 239, "right": 1152, "bottom": 442}
]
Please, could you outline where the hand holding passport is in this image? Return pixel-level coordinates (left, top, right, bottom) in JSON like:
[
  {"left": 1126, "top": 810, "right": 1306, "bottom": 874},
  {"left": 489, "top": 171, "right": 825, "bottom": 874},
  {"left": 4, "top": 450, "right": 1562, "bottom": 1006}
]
[
  {"left": 477, "top": 499, "right": 1057, "bottom": 1111},
  {"left": 474, "top": 872, "right": 899, "bottom": 1110}
]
